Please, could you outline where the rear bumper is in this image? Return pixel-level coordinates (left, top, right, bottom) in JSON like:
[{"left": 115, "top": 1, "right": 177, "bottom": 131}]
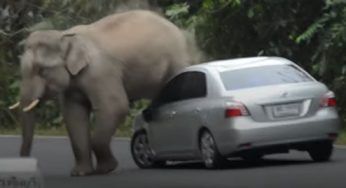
[
  {"left": 228, "top": 139, "right": 333, "bottom": 157},
  {"left": 214, "top": 108, "right": 341, "bottom": 156}
]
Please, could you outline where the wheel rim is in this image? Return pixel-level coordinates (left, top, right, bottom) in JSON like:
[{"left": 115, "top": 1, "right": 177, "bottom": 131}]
[
  {"left": 133, "top": 133, "right": 154, "bottom": 167},
  {"left": 200, "top": 132, "right": 216, "bottom": 168}
]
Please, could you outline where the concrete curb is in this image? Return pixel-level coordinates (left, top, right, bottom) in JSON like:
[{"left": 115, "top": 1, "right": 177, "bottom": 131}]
[{"left": 334, "top": 145, "right": 346, "bottom": 149}]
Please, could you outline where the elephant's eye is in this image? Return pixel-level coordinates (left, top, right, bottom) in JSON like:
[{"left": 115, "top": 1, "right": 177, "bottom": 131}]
[{"left": 38, "top": 68, "right": 47, "bottom": 77}]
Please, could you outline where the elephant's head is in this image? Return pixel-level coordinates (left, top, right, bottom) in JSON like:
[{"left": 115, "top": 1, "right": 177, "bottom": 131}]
[{"left": 9, "top": 30, "right": 90, "bottom": 156}]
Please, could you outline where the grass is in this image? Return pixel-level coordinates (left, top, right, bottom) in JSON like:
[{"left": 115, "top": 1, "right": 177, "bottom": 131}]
[{"left": 336, "top": 130, "right": 346, "bottom": 145}]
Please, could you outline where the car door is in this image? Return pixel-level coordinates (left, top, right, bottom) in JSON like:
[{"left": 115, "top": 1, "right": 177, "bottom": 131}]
[
  {"left": 166, "top": 72, "right": 208, "bottom": 154},
  {"left": 148, "top": 73, "right": 187, "bottom": 155}
]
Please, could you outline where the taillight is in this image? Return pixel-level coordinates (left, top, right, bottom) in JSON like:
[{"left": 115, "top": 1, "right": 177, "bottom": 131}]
[
  {"left": 225, "top": 102, "right": 249, "bottom": 118},
  {"left": 320, "top": 91, "right": 337, "bottom": 107}
]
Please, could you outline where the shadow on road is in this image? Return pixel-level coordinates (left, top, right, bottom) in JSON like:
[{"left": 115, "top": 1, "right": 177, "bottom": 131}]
[{"left": 158, "top": 158, "right": 318, "bottom": 170}]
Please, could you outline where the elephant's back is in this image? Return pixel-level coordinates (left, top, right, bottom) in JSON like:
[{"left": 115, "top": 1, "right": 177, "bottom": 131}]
[
  {"left": 72, "top": 10, "right": 198, "bottom": 100},
  {"left": 84, "top": 10, "right": 187, "bottom": 57},
  {"left": 90, "top": 10, "right": 180, "bottom": 34}
]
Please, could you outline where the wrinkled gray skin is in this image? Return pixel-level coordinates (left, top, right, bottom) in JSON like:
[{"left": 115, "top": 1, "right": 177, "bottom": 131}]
[{"left": 17, "top": 10, "right": 197, "bottom": 176}]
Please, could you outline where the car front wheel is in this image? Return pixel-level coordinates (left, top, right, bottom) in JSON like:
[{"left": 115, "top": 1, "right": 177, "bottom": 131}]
[
  {"left": 131, "top": 131, "right": 165, "bottom": 168},
  {"left": 308, "top": 141, "right": 333, "bottom": 162},
  {"left": 199, "top": 130, "right": 227, "bottom": 169}
]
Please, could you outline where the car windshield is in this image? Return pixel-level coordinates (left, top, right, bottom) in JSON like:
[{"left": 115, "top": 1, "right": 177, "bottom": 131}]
[{"left": 219, "top": 64, "right": 313, "bottom": 90}]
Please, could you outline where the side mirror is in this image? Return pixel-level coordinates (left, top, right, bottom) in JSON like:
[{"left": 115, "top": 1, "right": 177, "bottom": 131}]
[{"left": 143, "top": 107, "right": 155, "bottom": 122}]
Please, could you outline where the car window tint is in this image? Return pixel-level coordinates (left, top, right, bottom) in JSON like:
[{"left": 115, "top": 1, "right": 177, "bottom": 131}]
[
  {"left": 153, "top": 71, "right": 207, "bottom": 106},
  {"left": 179, "top": 72, "right": 207, "bottom": 100},
  {"left": 220, "top": 64, "right": 313, "bottom": 90},
  {"left": 154, "top": 74, "right": 185, "bottom": 106}
]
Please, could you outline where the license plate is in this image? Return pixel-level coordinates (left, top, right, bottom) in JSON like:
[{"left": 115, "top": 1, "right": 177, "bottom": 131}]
[{"left": 272, "top": 103, "right": 301, "bottom": 118}]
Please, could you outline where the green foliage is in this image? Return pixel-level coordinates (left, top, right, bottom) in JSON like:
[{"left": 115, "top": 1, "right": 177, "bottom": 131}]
[
  {"left": 166, "top": 3, "right": 190, "bottom": 21},
  {"left": 119, "top": 100, "right": 150, "bottom": 136},
  {"left": 164, "top": 2, "right": 202, "bottom": 32},
  {"left": 295, "top": 16, "right": 330, "bottom": 44},
  {"left": 295, "top": 0, "right": 346, "bottom": 118},
  {"left": 165, "top": 2, "right": 191, "bottom": 30}
]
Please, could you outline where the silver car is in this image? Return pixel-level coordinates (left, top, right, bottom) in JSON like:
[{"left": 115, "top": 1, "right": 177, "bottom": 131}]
[{"left": 131, "top": 57, "right": 341, "bottom": 169}]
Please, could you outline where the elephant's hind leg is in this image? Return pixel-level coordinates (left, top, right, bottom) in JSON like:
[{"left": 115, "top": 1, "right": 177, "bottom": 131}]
[
  {"left": 91, "top": 99, "right": 129, "bottom": 174},
  {"left": 63, "top": 96, "right": 94, "bottom": 176}
]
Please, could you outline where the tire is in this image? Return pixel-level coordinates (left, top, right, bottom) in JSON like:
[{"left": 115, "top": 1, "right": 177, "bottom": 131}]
[
  {"left": 131, "top": 131, "right": 165, "bottom": 169},
  {"left": 199, "top": 130, "right": 227, "bottom": 169},
  {"left": 308, "top": 141, "right": 333, "bottom": 162}
]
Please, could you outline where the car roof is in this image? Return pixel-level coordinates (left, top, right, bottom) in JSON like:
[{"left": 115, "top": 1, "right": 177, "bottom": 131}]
[{"left": 184, "top": 56, "right": 293, "bottom": 73}]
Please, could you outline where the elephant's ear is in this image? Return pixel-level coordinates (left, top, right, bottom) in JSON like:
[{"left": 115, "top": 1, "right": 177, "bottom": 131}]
[{"left": 61, "top": 34, "right": 90, "bottom": 76}]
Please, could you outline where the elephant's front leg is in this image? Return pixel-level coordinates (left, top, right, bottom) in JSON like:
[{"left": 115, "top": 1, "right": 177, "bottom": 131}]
[
  {"left": 62, "top": 97, "right": 93, "bottom": 176},
  {"left": 91, "top": 92, "right": 129, "bottom": 174}
]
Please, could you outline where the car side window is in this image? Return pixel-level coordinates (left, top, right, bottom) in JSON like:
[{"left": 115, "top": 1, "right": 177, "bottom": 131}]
[
  {"left": 179, "top": 72, "right": 207, "bottom": 100},
  {"left": 153, "top": 73, "right": 186, "bottom": 106},
  {"left": 152, "top": 71, "right": 207, "bottom": 107}
]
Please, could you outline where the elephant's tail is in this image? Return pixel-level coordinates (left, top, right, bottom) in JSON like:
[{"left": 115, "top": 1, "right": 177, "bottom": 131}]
[{"left": 183, "top": 30, "right": 204, "bottom": 65}]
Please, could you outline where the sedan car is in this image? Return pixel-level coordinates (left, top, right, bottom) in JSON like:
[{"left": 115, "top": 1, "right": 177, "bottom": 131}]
[{"left": 130, "top": 56, "right": 341, "bottom": 169}]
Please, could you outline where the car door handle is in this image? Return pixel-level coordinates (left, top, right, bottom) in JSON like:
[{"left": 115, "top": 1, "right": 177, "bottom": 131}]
[
  {"left": 168, "top": 111, "right": 176, "bottom": 118},
  {"left": 194, "top": 108, "right": 201, "bottom": 113}
]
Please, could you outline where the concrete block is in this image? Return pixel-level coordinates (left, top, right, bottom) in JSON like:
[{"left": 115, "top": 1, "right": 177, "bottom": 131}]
[{"left": 0, "top": 158, "right": 44, "bottom": 188}]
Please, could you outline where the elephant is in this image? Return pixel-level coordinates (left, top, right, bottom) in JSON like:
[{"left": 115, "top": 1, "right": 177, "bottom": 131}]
[{"left": 9, "top": 10, "right": 199, "bottom": 176}]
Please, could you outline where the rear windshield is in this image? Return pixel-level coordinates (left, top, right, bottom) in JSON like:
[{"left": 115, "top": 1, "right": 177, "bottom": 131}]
[{"left": 219, "top": 65, "right": 313, "bottom": 90}]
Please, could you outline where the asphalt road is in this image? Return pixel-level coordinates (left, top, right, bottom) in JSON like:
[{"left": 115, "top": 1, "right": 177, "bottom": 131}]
[{"left": 0, "top": 136, "right": 346, "bottom": 188}]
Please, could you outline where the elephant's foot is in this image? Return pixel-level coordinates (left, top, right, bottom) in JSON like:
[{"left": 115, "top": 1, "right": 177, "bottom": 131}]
[
  {"left": 71, "top": 165, "right": 94, "bottom": 177},
  {"left": 94, "top": 157, "right": 118, "bottom": 175}
]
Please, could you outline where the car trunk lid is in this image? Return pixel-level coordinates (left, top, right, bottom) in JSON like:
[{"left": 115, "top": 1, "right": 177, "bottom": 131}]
[{"left": 225, "top": 82, "right": 329, "bottom": 122}]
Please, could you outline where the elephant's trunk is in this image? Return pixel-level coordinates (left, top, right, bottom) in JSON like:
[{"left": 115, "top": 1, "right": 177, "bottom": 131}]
[
  {"left": 18, "top": 96, "right": 43, "bottom": 156},
  {"left": 17, "top": 95, "right": 40, "bottom": 156},
  {"left": 18, "top": 78, "right": 45, "bottom": 157},
  {"left": 19, "top": 109, "right": 36, "bottom": 156}
]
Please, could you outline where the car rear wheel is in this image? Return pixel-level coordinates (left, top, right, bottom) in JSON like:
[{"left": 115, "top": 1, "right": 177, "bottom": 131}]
[
  {"left": 308, "top": 141, "right": 333, "bottom": 162},
  {"left": 199, "top": 130, "right": 227, "bottom": 169},
  {"left": 131, "top": 131, "right": 165, "bottom": 168}
]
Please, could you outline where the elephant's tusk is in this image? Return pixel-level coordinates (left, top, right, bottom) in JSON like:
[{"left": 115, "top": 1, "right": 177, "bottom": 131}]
[
  {"left": 9, "top": 102, "right": 20, "bottom": 110},
  {"left": 23, "top": 99, "right": 40, "bottom": 112}
]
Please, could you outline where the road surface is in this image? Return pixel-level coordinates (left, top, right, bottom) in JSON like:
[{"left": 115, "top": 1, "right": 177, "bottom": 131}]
[{"left": 0, "top": 136, "right": 345, "bottom": 188}]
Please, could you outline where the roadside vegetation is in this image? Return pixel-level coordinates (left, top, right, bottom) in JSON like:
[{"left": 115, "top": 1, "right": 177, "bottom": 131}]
[{"left": 0, "top": 0, "right": 345, "bottom": 143}]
